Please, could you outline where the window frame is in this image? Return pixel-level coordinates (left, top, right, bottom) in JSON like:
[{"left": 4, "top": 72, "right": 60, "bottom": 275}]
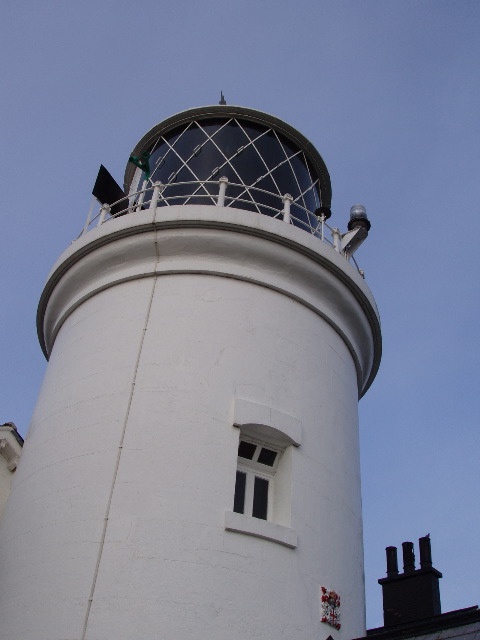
[{"left": 234, "top": 436, "right": 282, "bottom": 521}]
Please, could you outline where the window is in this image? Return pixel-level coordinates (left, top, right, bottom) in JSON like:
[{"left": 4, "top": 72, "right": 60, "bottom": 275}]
[
  {"left": 225, "top": 400, "right": 300, "bottom": 548},
  {"left": 233, "top": 438, "right": 281, "bottom": 521}
]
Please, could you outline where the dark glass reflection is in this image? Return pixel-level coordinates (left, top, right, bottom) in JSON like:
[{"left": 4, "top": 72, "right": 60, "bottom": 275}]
[
  {"left": 257, "top": 448, "right": 277, "bottom": 467},
  {"left": 233, "top": 471, "right": 246, "bottom": 514},
  {"left": 131, "top": 118, "right": 321, "bottom": 233},
  {"left": 252, "top": 477, "right": 269, "bottom": 520},
  {"left": 238, "top": 441, "right": 256, "bottom": 460}
]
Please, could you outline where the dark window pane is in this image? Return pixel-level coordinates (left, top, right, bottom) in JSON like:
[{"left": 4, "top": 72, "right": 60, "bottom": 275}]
[
  {"left": 223, "top": 182, "right": 259, "bottom": 211},
  {"left": 209, "top": 119, "right": 250, "bottom": 159},
  {"left": 149, "top": 143, "right": 183, "bottom": 185},
  {"left": 253, "top": 173, "right": 277, "bottom": 196},
  {"left": 257, "top": 448, "right": 277, "bottom": 467},
  {"left": 174, "top": 165, "right": 197, "bottom": 184},
  {"left": 290, "top": 200, "right": 314, "bottom": 231},
  {"left": 229, "top": 144, "right": 267, "bottom": 188},
  {"left": 187, "top": 140, "right": 225, "bottom": 181},
  {"left": 161, "top": 122, "right": 191, "bottom": 149},
  {"left": 169, "top": 123, "right": 206, "bottom": 163},
  {"left": 238, "top": 441, "right": 256, "bottom": 460},
  {"left": 270, "top": 161, "right": 299, "bottom": 200},
  {"left": 289, "top": 152, "right": 314, "bottom": 197},
  {"left": 162, "top": 176, "right": 199, "bottom": 206},
  {"left": 252, "top": 477, "right": 269, "bottom": 520},
  {"left": 252, "top": 175, "right": 283, "bottom": 218},
  {"left": 241, "top": 121, "right": 269, "bottom": 143},
  {"left": 250, "top": 130, "right": 283, "bottom": 170},
  {"left": 198, "top": 118, "right": 231, "bottom": 140},
  {"left": 233, "top": 471, "right": 246, "bottom": 514}
]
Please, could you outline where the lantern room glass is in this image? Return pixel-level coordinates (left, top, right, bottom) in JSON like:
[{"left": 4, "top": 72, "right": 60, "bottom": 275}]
[{"left": 133, "top": 117, "right": 323, "bottom": 234}]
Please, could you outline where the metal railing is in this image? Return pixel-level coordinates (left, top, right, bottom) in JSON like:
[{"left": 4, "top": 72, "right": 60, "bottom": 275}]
[{"left": 80, "top": 178, "right": 362, "bottom": 273}]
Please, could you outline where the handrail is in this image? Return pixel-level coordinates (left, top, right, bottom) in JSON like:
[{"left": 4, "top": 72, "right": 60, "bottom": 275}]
[{"left": 79, "top": 178, "right": 364, "bottom": 274}]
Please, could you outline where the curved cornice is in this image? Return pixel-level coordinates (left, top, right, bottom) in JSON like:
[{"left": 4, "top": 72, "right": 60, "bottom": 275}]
[{"left": 37, "top": 206, "right": 381, "bottom": 397}]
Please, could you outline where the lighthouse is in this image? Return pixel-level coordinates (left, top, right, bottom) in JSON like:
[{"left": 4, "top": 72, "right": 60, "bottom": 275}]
[{"left": 0, "top": 105, "right": 381, "bottom": 640}]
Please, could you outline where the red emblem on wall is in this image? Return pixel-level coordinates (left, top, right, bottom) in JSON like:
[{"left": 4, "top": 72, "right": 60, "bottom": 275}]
[{"left": 320, "top": 586, "right": 341, "bottom": 630}]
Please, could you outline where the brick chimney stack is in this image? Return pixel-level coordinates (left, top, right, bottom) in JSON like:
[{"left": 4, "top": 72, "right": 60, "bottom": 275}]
[{"left": 379, "top": 536, "right": 442, "bottom": 626}]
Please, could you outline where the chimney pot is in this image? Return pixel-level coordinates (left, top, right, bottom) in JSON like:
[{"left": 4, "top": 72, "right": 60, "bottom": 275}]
[
  {"left": 419, "top": 535, "right": 433, "bottom": 568},
  {"left": 386, "top": 546, "right": 399, "bottom": 576},
  {"left": 402, "top": 541, "right": 415, "bottom": 573}
]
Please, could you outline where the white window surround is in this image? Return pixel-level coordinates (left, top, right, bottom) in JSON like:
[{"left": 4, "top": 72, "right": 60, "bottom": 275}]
[
  {"left": 225, "top": 511, "right": 297, "bottom": 549},
  {"left": 233, "top": 399, "right": 302, "bottom": 448},
  {"left": 225, "top": 399, "right": 301, "bottom": 549}
]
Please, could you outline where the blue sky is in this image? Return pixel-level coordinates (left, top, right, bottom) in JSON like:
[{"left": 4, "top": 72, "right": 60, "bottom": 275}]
[{"left": 1, "top": 0, "right": 479, "bottom": 628}]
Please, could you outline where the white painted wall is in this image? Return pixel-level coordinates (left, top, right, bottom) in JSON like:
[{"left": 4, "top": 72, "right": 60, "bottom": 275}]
[{"left": 0, "top": 206, "right": 381, "bottom": 640}]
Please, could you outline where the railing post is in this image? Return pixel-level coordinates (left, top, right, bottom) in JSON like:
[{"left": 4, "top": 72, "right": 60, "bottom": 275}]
[
  {"left": 82, "top": 197, "right": 96, "bottom": 235},
  {"left": 97, "top": 204, "right": 110, "bottom": 227},
  {"left": 331, "top": 227, "right": 342, "bottom": 252},
  {"left": 282, "top": 194, "right": 293, "bottom": 224},
  {"left": 319, "top": 214, "right": 325, "bottom": 242},
  {"left": 149, "top": 182, "right": 162, "bottom": 211},
  {"left": 135, "top": 180, "right": 148, "bottom": 212},
  {"left": 217, "top": 176, "right": 228, "bottom": 207}
]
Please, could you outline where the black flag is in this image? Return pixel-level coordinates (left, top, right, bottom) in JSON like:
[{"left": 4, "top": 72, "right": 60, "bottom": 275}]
[{"left": 92, "top": 165, "right": 128, "bottom": 216}]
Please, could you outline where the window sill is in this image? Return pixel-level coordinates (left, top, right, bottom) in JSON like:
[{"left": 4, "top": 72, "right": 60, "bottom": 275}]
[{"left": 224, "top": 511, "right": 297, "bottom": 549}]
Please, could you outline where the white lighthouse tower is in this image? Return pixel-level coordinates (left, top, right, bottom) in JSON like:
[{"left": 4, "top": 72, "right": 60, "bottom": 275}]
[{"left": 0, "top": 105, "right": 381, "bottom": 640}]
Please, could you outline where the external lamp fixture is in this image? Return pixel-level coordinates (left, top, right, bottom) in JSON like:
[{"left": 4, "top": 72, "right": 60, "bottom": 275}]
[
  {"left": 348, "top": 204, "right": 371, "bottom": 232},
  {"left": 339, "top": 204, "right": 371, "bottom": 260}
]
